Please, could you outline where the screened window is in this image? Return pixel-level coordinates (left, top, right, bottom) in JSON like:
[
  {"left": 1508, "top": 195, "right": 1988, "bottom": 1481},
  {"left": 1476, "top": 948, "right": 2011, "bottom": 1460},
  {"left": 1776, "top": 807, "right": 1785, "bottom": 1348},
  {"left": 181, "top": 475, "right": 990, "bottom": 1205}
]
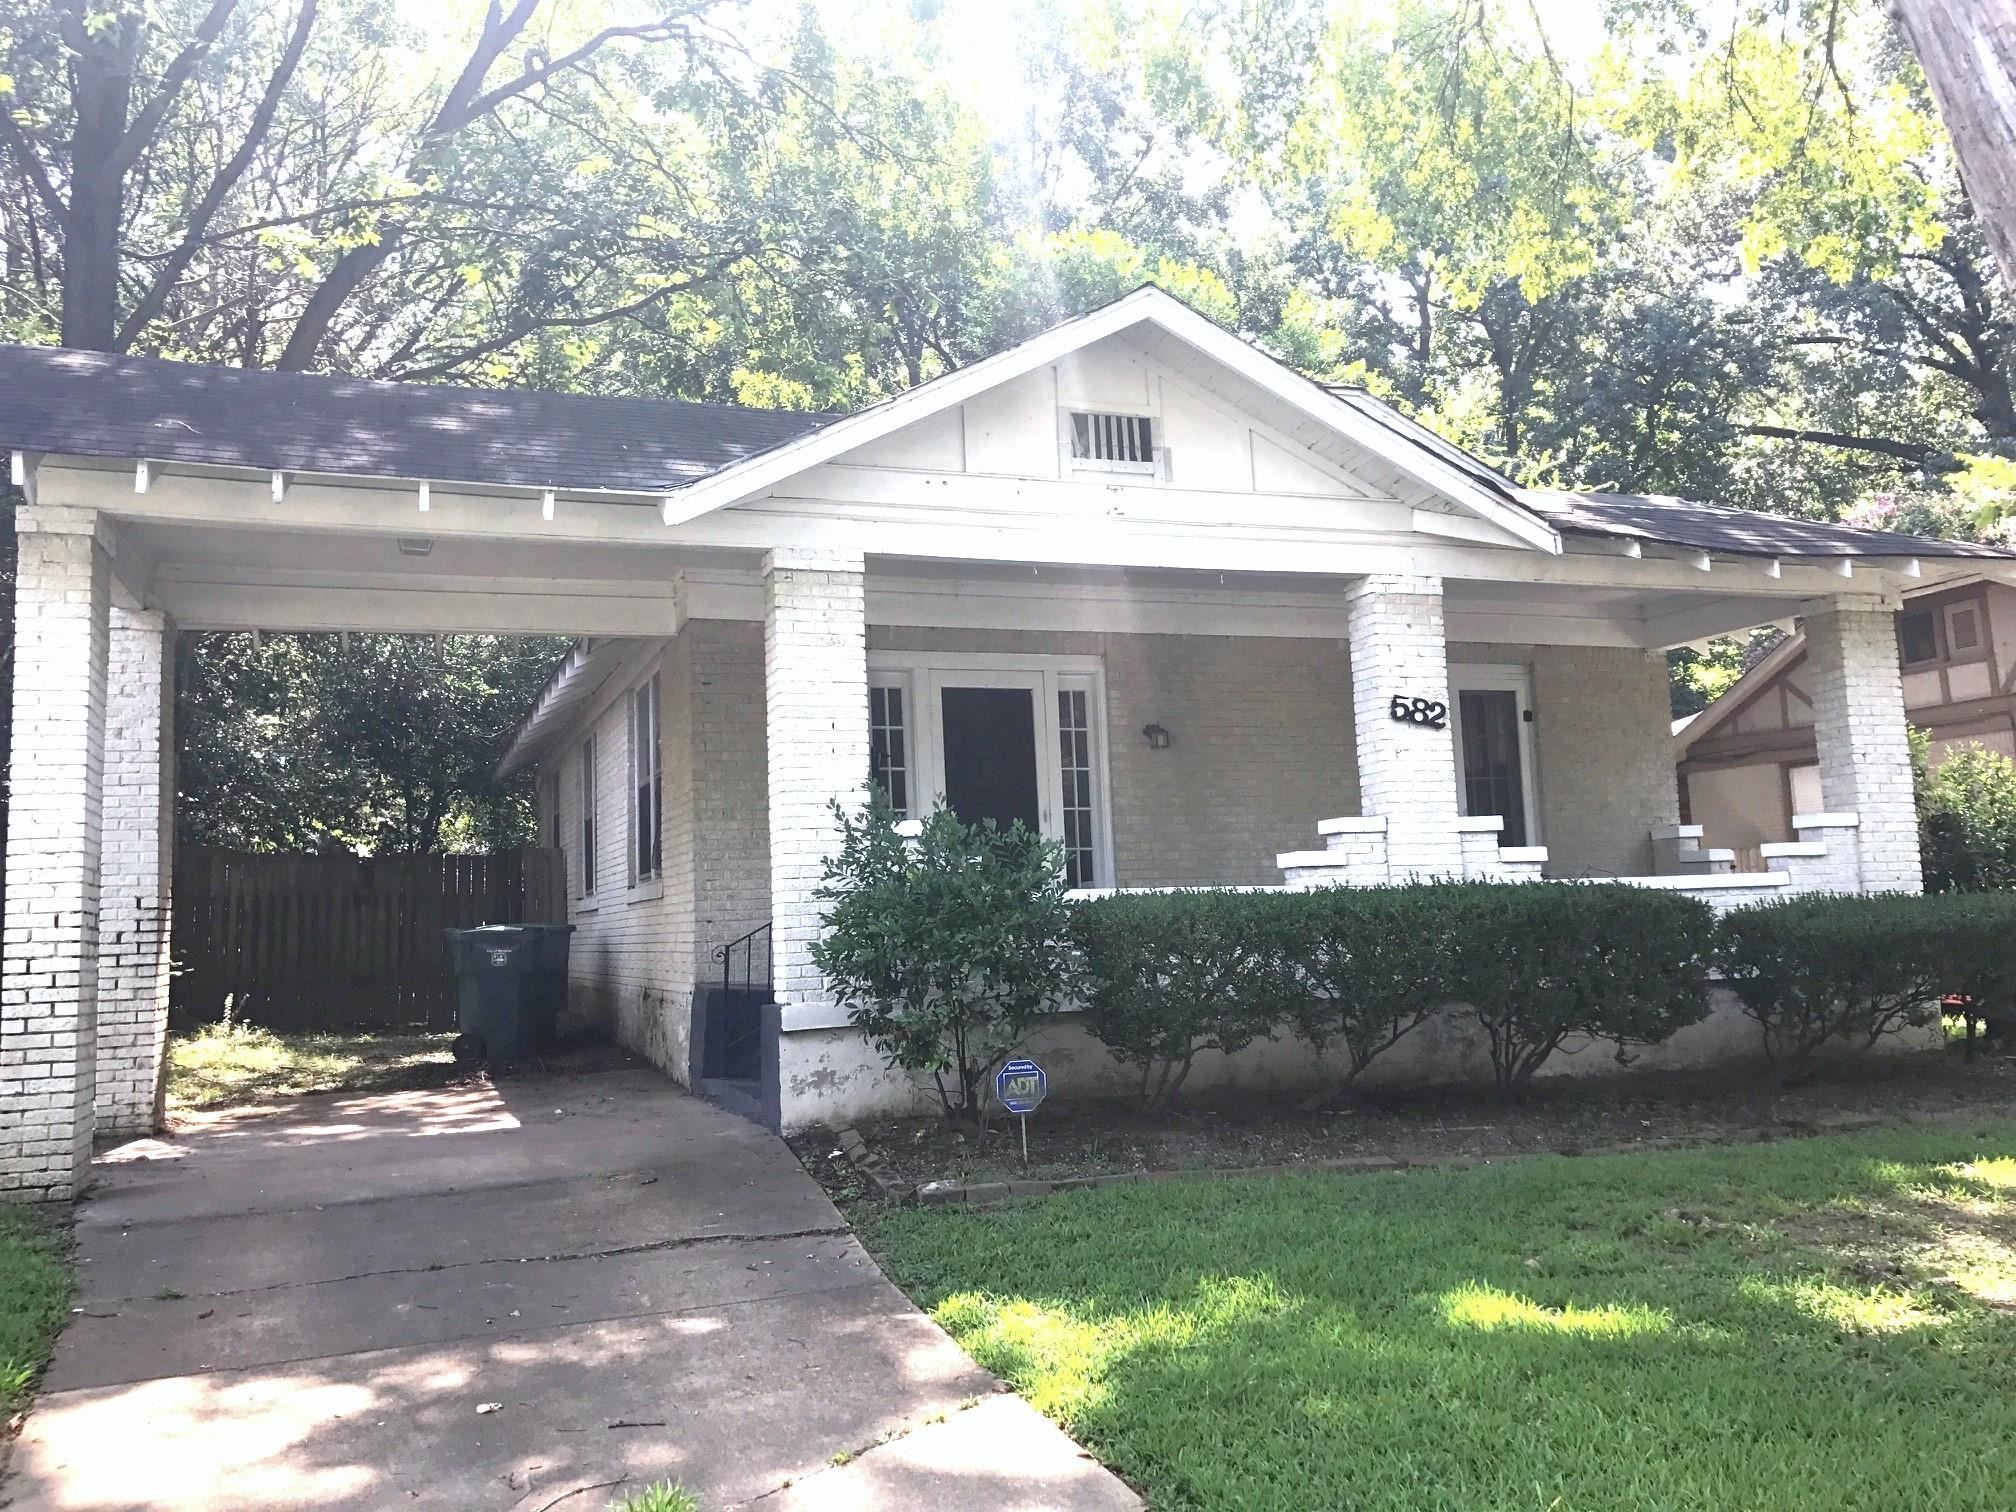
[
  {"left": 1946, "top": 600, "right": 1983, "bottom": 656},
  {"left": 578, "top": 734, "right": 598, "bottom": 898},
  {"left": 869, "top": 682, "right": 909, "bottom": 816},
  {"left": 1068, "top": 411, "right": 1156, "bottom": 469},
  {"left": 1898, "top": 608, "right": 1939, "bottom": 667},
  {"left": 630, "top": 676, "right": 662, "bottom": 883},
  {"left": 1057, "top": 687, "right": 1096, "bottom": 887}
]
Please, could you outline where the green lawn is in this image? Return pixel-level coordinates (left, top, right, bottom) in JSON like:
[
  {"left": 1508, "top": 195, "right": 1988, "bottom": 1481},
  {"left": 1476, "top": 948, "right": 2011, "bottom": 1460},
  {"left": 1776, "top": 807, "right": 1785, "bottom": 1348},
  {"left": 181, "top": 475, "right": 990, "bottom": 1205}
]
[
  {"left": 166, "top": 1023, "right": 457, "bottom": 1113},
  {"left": 0, "top": 1205, "right": 72, "bottom": 1417},
  {"left": 863, "top": 1126, "right": 2016, "bottom": 1510}
]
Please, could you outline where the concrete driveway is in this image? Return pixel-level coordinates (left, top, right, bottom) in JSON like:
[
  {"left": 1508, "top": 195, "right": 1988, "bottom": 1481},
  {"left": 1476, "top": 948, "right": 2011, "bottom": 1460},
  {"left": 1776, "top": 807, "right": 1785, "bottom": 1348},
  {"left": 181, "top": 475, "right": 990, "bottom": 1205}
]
[{"left": 6, "top": 1066, "right": 1135, "bottom": 1511}]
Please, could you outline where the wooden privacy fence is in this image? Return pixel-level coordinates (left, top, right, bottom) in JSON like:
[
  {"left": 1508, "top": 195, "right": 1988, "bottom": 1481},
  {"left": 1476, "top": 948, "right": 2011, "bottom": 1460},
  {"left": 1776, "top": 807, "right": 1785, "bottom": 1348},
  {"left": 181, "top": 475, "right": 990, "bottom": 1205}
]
[{"left": 172, "top": 847, "right": 567, "bottom": 1031}]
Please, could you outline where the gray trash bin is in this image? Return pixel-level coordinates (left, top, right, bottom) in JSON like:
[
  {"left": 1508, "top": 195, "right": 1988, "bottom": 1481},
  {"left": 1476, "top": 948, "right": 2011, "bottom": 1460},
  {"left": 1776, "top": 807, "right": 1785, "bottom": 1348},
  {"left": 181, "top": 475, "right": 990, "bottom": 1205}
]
[{"left": 443, "top": 924, "right": 576, "bottom": 1064}]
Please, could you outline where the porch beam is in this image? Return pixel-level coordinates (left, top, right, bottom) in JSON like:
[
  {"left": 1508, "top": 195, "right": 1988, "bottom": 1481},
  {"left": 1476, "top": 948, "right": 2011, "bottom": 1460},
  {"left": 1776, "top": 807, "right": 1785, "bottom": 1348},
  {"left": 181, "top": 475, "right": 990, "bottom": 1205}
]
[{"left": 153, "top": 579, "right": 681, "bottom": 637}]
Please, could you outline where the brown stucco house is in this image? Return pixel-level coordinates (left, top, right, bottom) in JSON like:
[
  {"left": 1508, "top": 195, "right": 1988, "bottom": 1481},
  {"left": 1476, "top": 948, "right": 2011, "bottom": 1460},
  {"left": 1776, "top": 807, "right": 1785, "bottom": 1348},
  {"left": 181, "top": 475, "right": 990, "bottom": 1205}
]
[{"left": 1677, "top": 579, "right": 2016, "bottom": 869}]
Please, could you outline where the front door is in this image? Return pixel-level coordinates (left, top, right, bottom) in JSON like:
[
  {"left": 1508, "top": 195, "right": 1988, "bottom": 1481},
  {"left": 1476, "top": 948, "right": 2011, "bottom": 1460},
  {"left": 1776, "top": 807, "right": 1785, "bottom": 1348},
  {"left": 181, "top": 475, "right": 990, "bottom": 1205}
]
[
  {"left": 1449, "top": 665, "right": 1540, "bottom": 848},
  {"left": 939, "top": 685, "right": 1041, "bottom": 832}
]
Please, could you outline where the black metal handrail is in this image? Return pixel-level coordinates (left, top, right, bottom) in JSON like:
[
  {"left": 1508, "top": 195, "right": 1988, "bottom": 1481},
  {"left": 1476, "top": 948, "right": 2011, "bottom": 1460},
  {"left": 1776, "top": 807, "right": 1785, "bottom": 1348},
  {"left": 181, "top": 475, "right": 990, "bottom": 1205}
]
[{"left": 714, "top": 921, "right": 773, "bottom": 999}]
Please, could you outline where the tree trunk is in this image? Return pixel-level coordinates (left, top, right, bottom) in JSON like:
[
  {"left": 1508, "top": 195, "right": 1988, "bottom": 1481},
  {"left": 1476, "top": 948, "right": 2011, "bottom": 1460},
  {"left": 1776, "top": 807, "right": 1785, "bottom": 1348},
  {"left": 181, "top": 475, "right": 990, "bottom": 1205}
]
[
  {"left": 1889, "top": 0, "right": 2016, "bottom": 295},
  {"left": 61, "top": 14, "right": 138, "bottom": 350}
]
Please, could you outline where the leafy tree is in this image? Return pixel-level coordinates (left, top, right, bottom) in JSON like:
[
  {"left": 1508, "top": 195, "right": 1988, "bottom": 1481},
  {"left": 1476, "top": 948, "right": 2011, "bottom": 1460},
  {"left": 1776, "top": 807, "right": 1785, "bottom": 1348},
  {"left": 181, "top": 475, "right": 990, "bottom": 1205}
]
[{"left": 176, "top": 632, "right": 567, "bottom": 854}]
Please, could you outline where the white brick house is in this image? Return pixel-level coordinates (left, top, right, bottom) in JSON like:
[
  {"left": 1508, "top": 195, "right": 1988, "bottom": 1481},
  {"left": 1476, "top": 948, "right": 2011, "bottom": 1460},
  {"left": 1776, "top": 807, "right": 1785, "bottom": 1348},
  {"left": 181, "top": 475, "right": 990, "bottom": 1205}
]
[{"left": 5, "top": 287, "right": 2014, "bottom": 1189}]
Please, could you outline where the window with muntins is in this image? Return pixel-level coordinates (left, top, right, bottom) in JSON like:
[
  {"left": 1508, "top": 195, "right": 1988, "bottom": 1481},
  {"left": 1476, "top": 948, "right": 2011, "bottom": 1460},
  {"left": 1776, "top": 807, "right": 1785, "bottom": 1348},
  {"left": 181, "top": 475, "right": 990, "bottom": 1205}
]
[
  {"left": 578, "top": 734, "right": 598, "bottom": 898},
  {"left": 1057, "top": 687, "right": 1096, "bottom": 888},
  {"left": 630, "top": 675, "right": 662, "bottom": 883},
  {"left": 1069, "top": 411, "right": 1156, "bottom": 470},
  {"left": 869, "top": 683, "right": 909, "bottom": 816}
]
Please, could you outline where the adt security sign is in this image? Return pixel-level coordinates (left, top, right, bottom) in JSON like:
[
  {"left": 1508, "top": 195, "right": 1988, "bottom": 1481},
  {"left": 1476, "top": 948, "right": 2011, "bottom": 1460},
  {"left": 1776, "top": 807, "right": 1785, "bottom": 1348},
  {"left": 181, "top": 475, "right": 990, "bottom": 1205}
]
[
  {"left": 995, "top": 1058, "right": 1047, "bottom": 1164},
  {"left": 995, "top": 1058, "right": 1048, "bottom": 1115}
]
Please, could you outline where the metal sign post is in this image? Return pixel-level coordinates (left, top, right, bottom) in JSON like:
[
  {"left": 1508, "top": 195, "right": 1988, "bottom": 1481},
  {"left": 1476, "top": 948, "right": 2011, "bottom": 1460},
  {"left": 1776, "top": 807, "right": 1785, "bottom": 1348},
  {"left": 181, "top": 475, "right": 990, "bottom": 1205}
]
[{"left": 993, "top": 1057, "right": 1048, "bottom": 1164}]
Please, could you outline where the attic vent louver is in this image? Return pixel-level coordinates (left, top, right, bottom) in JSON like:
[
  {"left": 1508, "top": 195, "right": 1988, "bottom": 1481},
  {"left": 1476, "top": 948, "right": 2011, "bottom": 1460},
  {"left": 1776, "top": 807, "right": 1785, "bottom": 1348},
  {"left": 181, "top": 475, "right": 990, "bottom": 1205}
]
[{"left": 1069, "top": 411, "right": 1157, "bottom": 470}]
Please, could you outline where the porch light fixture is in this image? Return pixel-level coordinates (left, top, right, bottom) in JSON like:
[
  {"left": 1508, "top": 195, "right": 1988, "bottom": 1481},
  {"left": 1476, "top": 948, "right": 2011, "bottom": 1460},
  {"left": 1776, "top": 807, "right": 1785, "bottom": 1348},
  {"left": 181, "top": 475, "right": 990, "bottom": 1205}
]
[
  {"left": 1142, "top": 722, "right": 1172, "bottom": 750},
  {"left": 397, "top": 537, "right": 435, "bottom": 557}
]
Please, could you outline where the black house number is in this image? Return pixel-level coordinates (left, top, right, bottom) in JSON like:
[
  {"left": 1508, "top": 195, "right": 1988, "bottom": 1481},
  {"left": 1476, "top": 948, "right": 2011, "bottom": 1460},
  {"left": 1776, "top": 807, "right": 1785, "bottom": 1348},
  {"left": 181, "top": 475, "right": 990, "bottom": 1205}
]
[{"left": 1388, "top": 694, "right": 1449, "bottom": 730}]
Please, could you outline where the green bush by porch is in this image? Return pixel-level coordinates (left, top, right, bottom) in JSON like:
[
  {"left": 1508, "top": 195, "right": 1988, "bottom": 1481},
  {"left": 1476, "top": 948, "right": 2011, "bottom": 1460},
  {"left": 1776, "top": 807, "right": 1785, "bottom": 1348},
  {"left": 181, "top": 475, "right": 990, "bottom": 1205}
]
[
  {"left": 1074, "top": 882, "right": 1716, "bottom": 1098},
  {"left": 862, "top": 1126, "right": 2016, "bottom": 1510},
  {"left": 1714, "top": 891, "right": 2016, "bottom": 1068}
]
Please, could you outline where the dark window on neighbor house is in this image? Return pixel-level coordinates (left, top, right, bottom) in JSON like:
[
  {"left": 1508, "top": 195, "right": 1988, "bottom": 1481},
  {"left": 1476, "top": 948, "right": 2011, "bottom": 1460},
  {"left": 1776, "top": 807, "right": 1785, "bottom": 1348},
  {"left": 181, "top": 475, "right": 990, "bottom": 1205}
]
[
  {"left": 869, "top": 683, "right": 908, "bottom": 816},
  {"left": 1069, "top": 411, "right": 1155, "bottom": 466},
  {"left": 630, "top": 675, "right": 661, "bottom": 883},
  {"left": 1898, "top": 609, "right": 1939, "bottom": 667},
  {"left": 579, "top": 734, "right": 598, "bottom": 897}
]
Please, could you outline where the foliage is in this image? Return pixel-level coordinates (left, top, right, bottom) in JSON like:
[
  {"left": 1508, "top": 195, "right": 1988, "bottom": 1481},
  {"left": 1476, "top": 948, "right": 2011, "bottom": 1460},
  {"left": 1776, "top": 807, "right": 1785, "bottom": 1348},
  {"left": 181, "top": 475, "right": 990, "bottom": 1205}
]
[
  {"left": 1921, "top": 892, "right": 2016, "bottom": 1055},
  {"left": 1071, "top": 889, "right": 1297, "bottom": 1108},
  {"left": 611, "top": 1484, "right": 699, "bottom": 1512},
  {"left": 814, "top": 794, "right": 1076, "bottom": 1121},
  {"left": 1714, "top": 894, "right": 1954, "bottom": 1068},
  {"left": 1447, "top": 883, "right": 1715, "bottom": 1094},
  {"left": 1283, "top": 884, "right": 1465, "bottom": 1085},
  {"left": 176, "top": 632, "right": 568, "bottom": 854},
  {"left": 165, "top": 1024, "right": 457, "bottom": 1113},
  {"left": 864, "top": 1125, "right": 2016, "bottom": 1511},
  {"left": 0, "top": 1202, "right": 70, "bottom": 1417},
  {"left": 1916, "top": 737, "right": 2016, "bottom": 893}
]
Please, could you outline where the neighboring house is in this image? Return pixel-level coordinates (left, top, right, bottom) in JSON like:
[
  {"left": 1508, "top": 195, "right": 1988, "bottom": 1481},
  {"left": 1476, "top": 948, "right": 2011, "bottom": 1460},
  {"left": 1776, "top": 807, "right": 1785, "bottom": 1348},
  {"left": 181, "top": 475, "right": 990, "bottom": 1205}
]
[
  {"left": 1677, "top": 580, "right": 2016, "bottom": 868},
  {"left": 3, "top": 287, "right": 2015, "bottom": 1198}
]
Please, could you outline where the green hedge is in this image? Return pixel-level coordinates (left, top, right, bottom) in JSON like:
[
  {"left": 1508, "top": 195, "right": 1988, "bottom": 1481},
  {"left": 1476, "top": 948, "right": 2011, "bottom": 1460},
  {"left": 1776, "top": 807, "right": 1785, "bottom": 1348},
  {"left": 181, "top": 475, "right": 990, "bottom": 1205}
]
[
  {"left": 1070, "top": 890, "right": 1300, "bottom": 1108},
  {"left": 1073, "top": 882, "right": 1717, "bottom": 1101},
  {"left": 1714, "top": 891, "right": 2016, "bottom": 1069}
]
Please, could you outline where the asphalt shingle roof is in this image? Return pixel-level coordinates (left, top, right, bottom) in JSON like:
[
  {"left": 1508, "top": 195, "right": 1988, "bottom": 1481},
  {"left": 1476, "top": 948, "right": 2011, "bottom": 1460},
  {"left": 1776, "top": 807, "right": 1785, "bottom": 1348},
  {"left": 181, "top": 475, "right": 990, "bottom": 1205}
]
[
  {"left": 1525, "top": 489, "right": 2016, "bottom": 560},
  {"left": 4, "top": 341, "right": 2012, "bottom": 564},
  {"left": 0, "top": 344, "right": 828, "bottom": 493}
]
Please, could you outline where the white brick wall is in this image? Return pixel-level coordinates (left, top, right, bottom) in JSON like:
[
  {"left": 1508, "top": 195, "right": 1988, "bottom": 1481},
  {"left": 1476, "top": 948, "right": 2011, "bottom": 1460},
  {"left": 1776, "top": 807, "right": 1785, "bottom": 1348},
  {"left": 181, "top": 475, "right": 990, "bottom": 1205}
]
[
  {"left": 1347, "top": 575, "right": 1462, "bottom": 879},
  {"left": 95, "top": 608, "right": 173, "bottom": 1137},
  {"left": 2, "top": 510, "right": 110, "bottom": 1200},
  {"left": 764, "top": 548, "right": 867, "bottom": 1018},
  {"left": 1805, "top": 604, "right": 1923, "bottom": 892}
]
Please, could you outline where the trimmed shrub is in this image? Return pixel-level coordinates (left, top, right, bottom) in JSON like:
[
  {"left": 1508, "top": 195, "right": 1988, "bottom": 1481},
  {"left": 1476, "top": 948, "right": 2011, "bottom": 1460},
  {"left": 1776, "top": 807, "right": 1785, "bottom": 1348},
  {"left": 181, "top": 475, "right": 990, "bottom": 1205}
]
[
  {"left": 1284, "top": 885, "right": 1465, "bottom": 1087},
  {"left": 1714, "top": 894, "right": 1951, "bottom": 1070},
  {"left": 1929, "top": 891, "right": 2016, "bottom": 1056},
  {"left": 1073, "top": 890, "right": 1300, "bottom": 1108},
  {"left": 1446, "top": 883, "right": 1716, "bottom": 1096},
  {"left": 814, "top": 793, "right": 1076, "bottom": 1121}
]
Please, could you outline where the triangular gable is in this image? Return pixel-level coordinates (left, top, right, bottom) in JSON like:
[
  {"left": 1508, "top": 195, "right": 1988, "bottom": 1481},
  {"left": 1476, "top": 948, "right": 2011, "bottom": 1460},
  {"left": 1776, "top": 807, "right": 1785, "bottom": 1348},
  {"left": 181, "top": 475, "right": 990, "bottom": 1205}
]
[{"left": 658, "top": 287, "right": 1563, "bottom": 554}]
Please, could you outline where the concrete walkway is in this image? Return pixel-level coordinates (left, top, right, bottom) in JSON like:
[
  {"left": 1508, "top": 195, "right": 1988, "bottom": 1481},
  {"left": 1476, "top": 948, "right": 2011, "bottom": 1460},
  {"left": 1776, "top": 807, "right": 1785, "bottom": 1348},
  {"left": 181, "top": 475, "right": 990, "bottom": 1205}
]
[{"left": 6, "top": 1067, "right": 1136, "bottom": 1511}]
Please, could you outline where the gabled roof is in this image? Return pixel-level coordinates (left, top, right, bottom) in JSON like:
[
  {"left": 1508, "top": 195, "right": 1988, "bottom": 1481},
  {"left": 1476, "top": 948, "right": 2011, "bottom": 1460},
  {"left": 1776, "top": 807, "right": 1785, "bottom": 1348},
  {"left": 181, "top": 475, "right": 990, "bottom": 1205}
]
[
  {"left": 653, "top": 286, "right": 1567, "bottom": 553},
  {"left": 1672, "top": 629, "right": 1810, "bottom": 757},
  {"left": 0, "top": 344, "right": 826, "bottom": 493}
]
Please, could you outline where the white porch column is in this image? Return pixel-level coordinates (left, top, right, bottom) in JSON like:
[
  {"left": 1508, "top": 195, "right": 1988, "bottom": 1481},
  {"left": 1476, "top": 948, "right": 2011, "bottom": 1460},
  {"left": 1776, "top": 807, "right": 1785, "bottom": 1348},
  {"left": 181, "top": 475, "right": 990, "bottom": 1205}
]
[
  {"left": 96, "top": 607, "right": 174, "bottom": 1138},
  {"left": 2, "top": 507, "right": 111, "bottom": 1200},
  {"left": 1347, "top": 573, "right": 1463, "bottom": 880},
  {"left": 763, "top": 546, "right": 868, "bottom": 1021},
  {"left": 1804, "top": 601, "right": 1922, "bottom": 893}
]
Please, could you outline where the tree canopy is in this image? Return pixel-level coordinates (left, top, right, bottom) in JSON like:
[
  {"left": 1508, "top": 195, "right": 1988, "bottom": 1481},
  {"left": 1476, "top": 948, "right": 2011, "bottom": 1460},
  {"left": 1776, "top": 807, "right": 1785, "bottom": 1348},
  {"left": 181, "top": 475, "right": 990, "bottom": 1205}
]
[{"left": 3, "top": 0, "right": 2011, "bottom": 848}]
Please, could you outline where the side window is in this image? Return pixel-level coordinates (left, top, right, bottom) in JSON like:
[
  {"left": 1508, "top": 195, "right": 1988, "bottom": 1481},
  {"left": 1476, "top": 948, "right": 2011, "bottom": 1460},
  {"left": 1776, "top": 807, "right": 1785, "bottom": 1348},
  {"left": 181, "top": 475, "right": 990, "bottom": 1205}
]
[
  {"left": 579, "top": 734, "right": 598, "bottom": 898},
  {"left": 630, "top": 675, "right": 662, "bottom": 883},
  {"left": 1897, "top": 608, "right": 1939, "bottom": 668},
  {"left": 1945, "top": 600, "right": 1984, "bottom": 657}
]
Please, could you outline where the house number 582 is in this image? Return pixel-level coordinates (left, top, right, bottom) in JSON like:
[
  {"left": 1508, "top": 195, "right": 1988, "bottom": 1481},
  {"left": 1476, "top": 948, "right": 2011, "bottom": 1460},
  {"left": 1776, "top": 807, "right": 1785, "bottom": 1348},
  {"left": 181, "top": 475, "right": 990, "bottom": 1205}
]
[{"left": 1389, "top": 694, "right": 1449, "bottom": 730}]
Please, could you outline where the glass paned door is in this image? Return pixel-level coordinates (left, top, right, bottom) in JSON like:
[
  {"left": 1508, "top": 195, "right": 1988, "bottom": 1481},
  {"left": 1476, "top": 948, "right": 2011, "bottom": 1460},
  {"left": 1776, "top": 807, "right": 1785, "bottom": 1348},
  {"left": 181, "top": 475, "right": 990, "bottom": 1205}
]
[
  {"left": 939, "top": 686, "right": 1042, "bottom": 832},
  {"left": 1457, "top": 688, "right": 1528, "bottom": 847}
]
